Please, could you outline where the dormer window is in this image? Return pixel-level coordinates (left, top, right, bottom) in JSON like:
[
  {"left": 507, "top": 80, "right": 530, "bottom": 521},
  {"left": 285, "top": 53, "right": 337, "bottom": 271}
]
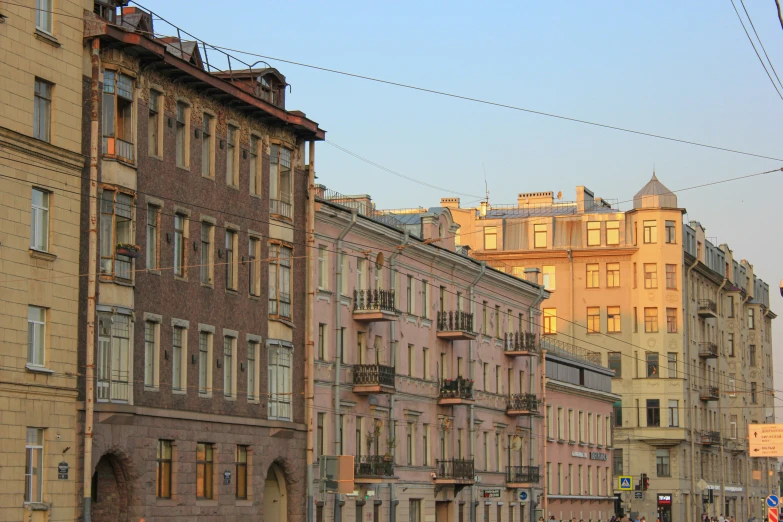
[
  {"left": 94, "top": 0, "right": 118, "bottom": 22},
  {"left": 260, "top": 77, "right": 276, "bottom": 105}
]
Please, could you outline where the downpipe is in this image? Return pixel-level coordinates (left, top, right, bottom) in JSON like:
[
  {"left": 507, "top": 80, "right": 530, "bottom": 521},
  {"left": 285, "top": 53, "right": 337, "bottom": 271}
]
[{"left": 469, "top": 261, "right": 486, "bottom": 522}]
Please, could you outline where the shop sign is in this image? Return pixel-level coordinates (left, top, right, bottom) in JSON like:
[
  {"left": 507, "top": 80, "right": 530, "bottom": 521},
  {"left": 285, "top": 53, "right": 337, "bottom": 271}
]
[
  {"left": 590, "top": 452, "right": 607, "bottom": 461},
  {"left": 571, "top": 451, "right": 588, "bottom": 458},
  {"left": 658, "top": 494, "right": 672, "bottom": 505},
  {"left": 483, "top": 488, "right": 501, "bottom": 498}
]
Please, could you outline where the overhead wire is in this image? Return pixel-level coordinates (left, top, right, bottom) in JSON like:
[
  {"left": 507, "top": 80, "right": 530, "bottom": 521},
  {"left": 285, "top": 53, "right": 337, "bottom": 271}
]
[
  {"left": 738, "top": 0, "right": 783, "bottom": 92},
  {"left": 729, "top": 0, "right": 783, "bottom": 101}
]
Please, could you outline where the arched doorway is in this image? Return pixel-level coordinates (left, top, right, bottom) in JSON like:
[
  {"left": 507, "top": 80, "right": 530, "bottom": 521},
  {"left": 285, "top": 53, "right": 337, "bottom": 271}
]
[
  {"left": 263, "top": 463, "right": 288, "bottom": 522},
  {"left": 91, "top": 453, "right": 130, "bottom": 522}
]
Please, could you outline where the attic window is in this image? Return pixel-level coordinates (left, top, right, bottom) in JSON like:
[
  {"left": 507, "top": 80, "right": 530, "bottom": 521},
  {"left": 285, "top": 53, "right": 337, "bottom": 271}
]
[
  {"left": 94, "top": 0, "right": 117, "bottom": 22},
  {"left": 260, "top": 77, "right": 276, "bottom": 105}
]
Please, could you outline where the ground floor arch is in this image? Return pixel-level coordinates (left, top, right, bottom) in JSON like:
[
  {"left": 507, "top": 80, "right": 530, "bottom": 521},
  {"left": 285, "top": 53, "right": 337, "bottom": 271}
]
[
  {"left": 91, "top": 452, "right": 131, "bottom": 522},
  {"left": 263, "top": 462, "right": 288, "bottom": 522}
]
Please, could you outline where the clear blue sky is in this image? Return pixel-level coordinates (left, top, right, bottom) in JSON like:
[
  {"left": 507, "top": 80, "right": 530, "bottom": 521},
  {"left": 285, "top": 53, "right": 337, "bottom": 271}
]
[{"left": 146, "top": 0, "right": 783, "bottom": 394}]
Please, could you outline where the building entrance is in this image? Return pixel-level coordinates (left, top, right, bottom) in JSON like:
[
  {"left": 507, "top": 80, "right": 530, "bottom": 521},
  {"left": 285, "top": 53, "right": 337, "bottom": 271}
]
[{"left": 658, "top": 493, "right": 673, "bottom": 522}]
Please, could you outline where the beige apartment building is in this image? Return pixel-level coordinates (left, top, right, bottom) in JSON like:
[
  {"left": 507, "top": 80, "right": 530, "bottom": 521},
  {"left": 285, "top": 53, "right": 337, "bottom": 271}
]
[
  {"left": 443, "top": 175, "right": 776, "bottom": 522},
  {"left": 0, "top": 0, "right": 88, "bottom": 520}
]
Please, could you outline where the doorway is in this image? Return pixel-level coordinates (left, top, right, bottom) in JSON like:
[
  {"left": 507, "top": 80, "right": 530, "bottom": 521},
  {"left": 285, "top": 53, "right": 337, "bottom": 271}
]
[
  {"left": 436, "top": 501, "right": 450, "bottom": 522},
  {"left": 263, "top": 463, "right": 288, "bottom": 522}
]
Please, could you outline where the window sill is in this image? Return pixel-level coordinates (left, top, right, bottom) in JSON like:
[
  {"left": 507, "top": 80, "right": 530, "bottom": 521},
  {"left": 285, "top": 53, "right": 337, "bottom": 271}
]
[
  {"left": 249, "top": 294, "right": 262, "bottom": 301},
  {"left": 236, "top": 499, "right": 253, "bottom": 507},
  {"left": 269, "top": 316, "right": 294, "bottom": 328},
  {"left": 250, "top": 192, "right": 263, "bottom": 200},
  {"left": 201, "top": 282, "right": 214, "bottom": 289},
  {"left": 225, "top": 288, "right": 239, "bottom": 296},
  {"left": 201, "top": 173, "right": 215, "bottom": 181},
  {"left": 102, "top": 155, "right": 137, "bottom": 169},
  {"left": 199, "top": 392, "right": 213, "bottom": 399},
  {"left": 146, "top": 269, "right": 161, "bottom": 276},
  {"left": 174, "top": 275, "right": 188, "bottom": 283},
  {"left": 270, "top": 214, "right": 293, "bottom": 224},
  {"left": 224, "top": 395, "right": 237, "bottom": 402},
  {"left": 144, "top": 386, "right": 159, "bottom": 392},
  {"left": 29, "top": 249, "right": 56, "bottom": 262},
  {"left": 149, "top": 154, "right": 164, "bottom": 162},
  {"left": 34, "top": 29, "right": 60, "bottom": 47},
  {"left": 227, "top": 184, "right": 240, "bottom": 191},
  {"left": 177, "top": 165, "right": 191, "bottom": 172},
  {"left": 24, "top": 502, "right": 51, "bottom": 511},
  {"left": 26, "top": 364, "right": 54, "bottom": 374},
  {"left": 172, "top": 389, "right": 187, "bottom": 395}
]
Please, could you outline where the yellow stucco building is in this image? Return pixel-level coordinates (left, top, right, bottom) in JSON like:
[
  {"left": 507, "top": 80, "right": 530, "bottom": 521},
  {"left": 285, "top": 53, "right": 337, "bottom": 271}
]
[
  {"left": 445, "top": 176, "right": 776, "bottom": 522},
  {"left": 0, "top": 1, "right": 88, "bottom": 520}
]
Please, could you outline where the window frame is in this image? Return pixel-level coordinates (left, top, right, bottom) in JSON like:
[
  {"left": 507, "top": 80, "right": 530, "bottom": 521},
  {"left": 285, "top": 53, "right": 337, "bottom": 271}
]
[
  {"left": 543, "top": 308, "right": 557, "bottom": 334},
  {"left": 34, "top": 78, "right": 53, "bottom": 142},
  {"left": 665, "top": 264, "right": 677, "bottom": 289},
  {"left": 533, "top": 224, "right": 547, "bottom": 248},
  {"left": 247, "top": 339, "right": 260, "bottom": 402},
  {"left": 200, "top": 221, "right": 214, "bottom": 285},
  {"left": 196, "top": 442, "right": 214, "bottom": 500},
  {"left": 646, "top": 352, "right": 659, "bottom": 378},
  {"left": 99, "top": 188, "right": 135, "bottom": 282},
  {"left": 102, "top": 69, "right": 135, "bottom": 163},
  {"left": 586, "top": 221, "right": 601, "bottom": 246},
  {"left": 236, "top": 445, "right": 249, "bottom": 500},
  {"left": 268, "top": 340, "right": 293, "bottom": 421},
  {"left": 30, "top": 188, "right": 50, "bottom": 252},
  {"left": 225, "top": 228, "right": 238, "bottom": 291},
  {"left": 171, "top": 324, "right": 187, "bottom": 393},
  {"left": 201, "top": 113, "right": 214, "bottom": 177},
  {"left": 173, "top": 213, "right": 188, "bottom": 278},
  {"left": 36, "top": 0, "right": 53, "bottom": 34},
  {"left": 249, "top": 236, "right": 262, "bottom": 296},
  {"left": 249, "top": 135, "right": 262, "bottom": 195},
  {"left": 587, "top": 306, "right": 600, "bottom": 333},
  {"left": 665, "top": 220, "right": 676, "bottom": 243},
  {"left": 175, "top": 101, "right": 191, "bottom": 169},
  {"left": 268, "top": 241, "right": 293, "bottom": 320},
  {"left": 586, "top": 263, "right": 599, "bottom": 288},
  {"left": 96, "top": 313, "right": 131, "bottom": 403},
  {"left": 198, "top": 330, "right": 213, "bottom": 396},
  {"left": 607, "top": 306, "right": 621, "bottom": 333},
  {"left": 646, "top": 399, "right": 661, "bottom": 427},
  {"left": 27, "top": 306, "right": 46, "bottom": 368},
  {"left": 542, "top": 265, "right": 555, "bottom": 291},
  {"left": 270, "top": 144, "right": 293, "bottom": 220},
  {"left": 643, "top": 220, "right": 657, "bottom": 244},
  {"left": 656, "top": 448, "right": 670, "bottom": 476},
  {"left": 643, "top": 263, "right": 658, "bottom": 289},
  {"left": 484, "top": 226, "right": 497, "bottom": 250},
  {"left": 226, "top": 124, "right": 240, "bottom": 186},
  {"left": 666, "top": 307, "right": 677, "bottom": 333},
  {"left": 606, "top": 263, "right": 620, "bottom": 288},
  {"left": 24, "top": 427, "right": 44, "bottom": 503},
  {"left": 644, "top": 307, "right": 659, "bottom": 333},
  {"left": 156, "top": 439, "right": 172, "bottom": 499},
  {"left": 223, "top": 335, "right": 236, "bottom": 398},
  {"left": 146, "top": 204, "right": 160, "bottom": 270},
  {"left": 148, "top": 89, "right": 163, "bottom": 157},
  {"left": 608, "top": 352, "right": 622, "bottom": 377},
  {"left": 606, "top": 220, "right": 620, "bottom": 245},
  {"left": 144, "top": 320, "right": 160, "bottom": 389}
]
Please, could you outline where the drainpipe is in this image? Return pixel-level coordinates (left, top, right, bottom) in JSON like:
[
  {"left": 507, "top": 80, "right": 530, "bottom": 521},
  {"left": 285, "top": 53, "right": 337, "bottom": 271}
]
[
  {"left": 742, "top": 293, "right": 751, "bottom": 522},
  {"left": 389, "top": 230, "right": 409, "bottom": 522},
  {"left": 469, "top": 261, "right": 486, "bottom": 522},
  {"left": 306, "top": 140, "right": 316, "bottom": 522},
  {"left": 717, "top": 277, "right": 727, "bottom": 522},
  {"left": 529, "top": 284, "right": 546, "bottom": 521},
  {"left": 686, "top": 259, "right": 697, "bottom": 522},
  {"left": 83, "top": 37, "right": 101, "bottom": 522},
  {"left": 541, "top": 348, "right": 548, "bottom": 518},
  {"left": 333, "top": 209, "right": 357, "bottom": 522}
]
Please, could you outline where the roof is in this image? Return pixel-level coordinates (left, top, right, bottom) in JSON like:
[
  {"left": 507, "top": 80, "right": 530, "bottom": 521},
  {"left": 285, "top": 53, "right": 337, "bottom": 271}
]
[{"left": 633, "top": 173, "right": 678, "bottom": 209}]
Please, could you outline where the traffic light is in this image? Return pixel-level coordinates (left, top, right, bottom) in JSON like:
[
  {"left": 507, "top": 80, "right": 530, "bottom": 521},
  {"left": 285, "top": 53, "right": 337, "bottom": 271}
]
[{"left": 641, "top": 473, "right": 650, "bottom": 491}]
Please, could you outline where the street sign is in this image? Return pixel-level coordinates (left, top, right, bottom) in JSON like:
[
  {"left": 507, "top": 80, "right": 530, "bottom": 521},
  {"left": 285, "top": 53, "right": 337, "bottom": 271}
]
[
  {"left": 748, "top": 424, "right": 783, "bottom": 457},
  {"left": 634, "top": 491, "right": 643, "bottom": 500},
  {"left": 769, "top": 507, "right": 779, "bottom": 522},
  {"left": 519, "top": 491, "right": 529, "bottom": 502},
  {"left": 767, "top": 495, "right": 779, "bottom": 508},
  {"left": 57, "top": 461, "right": 69, "bottom": 480},
  {"left": 483, "top": 489, "right": 501, "bottom": 498},
  {"left": 618, "top": 476, "right": 633, "bottom": 491}
]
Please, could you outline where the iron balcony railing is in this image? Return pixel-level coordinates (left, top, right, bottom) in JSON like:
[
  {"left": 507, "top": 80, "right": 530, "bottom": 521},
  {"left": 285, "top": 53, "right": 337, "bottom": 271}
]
[
  {"left": 698, "top": 342, "right": 718, "bottom": 357},
  {"left": 505, "top": 331, "right": 539, "bottom": 353},
  {"left": 701, "top": 431, "right": 720, "bottom": 445},
  {"left": 437, "top": 310, "right": 474, "bottom": 333},
  {"left": 700, "top": 385, "right": 719, "bottom": 399},
  {"left": 435, "top": 459, "right": 474, "bottom": 481},
  {"left": 353, "top": 289, "right": 396, "bottom": 313},
  {"left": 541, "top": 337, "right": 602, "bottom": 366},
  {"left": 270, "top": 197, "right": 292, "bottom": 220},
  {"left": 507, "top": 393, "right": 539, "bottom": 413},
  {"left": 698, "top": 299, "right": 717, "bottom": 314},
  {"left": 506, "top": 465, "right": 540, "bottom": 484},
  {"left": 355, "top": 455, "right": 395, "bottom": 478},
  {"left": 353, "top": 364, "right": 396, "bottom": 388},
  {"left": 439, "top": 376, "right": 473, "bottom": 400}
]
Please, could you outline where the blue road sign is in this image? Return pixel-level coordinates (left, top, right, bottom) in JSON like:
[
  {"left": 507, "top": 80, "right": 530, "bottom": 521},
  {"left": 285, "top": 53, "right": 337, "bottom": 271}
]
[
  {"left": 618, "top": 476, "right": 633, "bottom": 491},
  {"left": 767, "top": 495, "right": 779, "bottom": 508},
  {"left": 519, "top": 491, "right": 528, "bottom": 502}
]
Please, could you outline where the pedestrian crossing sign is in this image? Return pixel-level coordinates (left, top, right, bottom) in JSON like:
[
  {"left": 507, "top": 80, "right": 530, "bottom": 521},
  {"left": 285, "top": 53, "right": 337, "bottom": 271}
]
[{"left": 618, "top": 476, "right": 633, "bottom": 490}]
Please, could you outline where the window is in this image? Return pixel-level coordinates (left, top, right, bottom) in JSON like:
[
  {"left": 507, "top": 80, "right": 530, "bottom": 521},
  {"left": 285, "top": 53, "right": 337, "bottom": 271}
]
[
  {"left": 406, "top": 275, "right": 414, "bottom": 314},
  {"left": 102, "top": 70, "right": 134, "bottom": 161},
  {"left": 100, "top": 190, "right": 134, "bottom": 280},
  {"left": 606, "top": 263, "right": 620, "bottom": 288},
  {"left": 317, "top": 246, "right": 328, "bottom": 290},
  {"left": 665, "top": 220, "right": 676, "bottom": 243},
  {"left": 36, "top": 0, "right": 52, "bottom": 33},
  {"left": 656, "top": 449, "right": 670, "bottom": 476},
  {"left": 225, "top": 229, "right": 237, "bottom": 290},
  {"left": 633, "top": 262, "right": 637, "bottom": 288},
  {"left": 606, "top": 220, "right": 620, "bottom": 245},
  {"left": 198, "top": 331, "right": 212, "bottom": 395},
  {"left": 482, "top": 301, "right": 488, "bottom": 333},
  {"left": 226, "top": 125, "right": 239, "bottom": 185},
  {"left": 646, "top": 352, "right": 659, "bottom": 378},
  {"left": 586, "top": 263, "right": 599, "bottom": 288},
  {"left": 200, "top": 222, "right": 213, "bottom": 285},
  {"left": 665, "top": 264, "right": 677, "bottom": 289},
  {"left": 173, "top": 213, "right": 186, "bottom": 278},
  {"left": 728, "top": 296, "right": 735, "bottom": 318},
  {"left": 668, "top": 400, "right": 679, "bottom": 427},
  {"left": 613, "top": 401, "right": 623, "bottom": 427},
  {"left": 146, "top": 205, "right": 160, "bottom": 270},
  {"left": 633, "top": 306, "right": 638, "bottom": 332},
  {"left": 644, "top": 263, "right": 657, "bottom": 289},
  {"left": 667, "top": 352, "right": 677, "bottom": 378},
  {"left": 224, "top": 336, "right": 235, "bottom": 398},
  {"left": 317, "top": 413, "right": 325, "bottom": 458},
  {"left": 542, "top": 265, "right": 555, "bottom": 291},
  {"left": 30, "top": 188, "right": 50, "bottom": 252},
  {"left": 587, "top": 221, "right": 601, "bottom": 246},
  {"left": 484, "top": 226, "right": 497, "bottom": 250},
  {"left": 406, "top": 422, "right": 413, "bottom": 465},
  {"left": 268, "top": 243, "right": 292, "bottom": 319},
  {"left": 749, "top": 345, "right": 757, "bottom": 366},
  {"left": 607, "top": 306, "right": 621, "bottom": 333},
  {"left": 730, "top": 415, "right": 738, "bottom": 438},
  {"left": 33, "top": 78, "right": 52, "bottom": 142},
  {"left": 494, "top": 305, "right": 500, "bottom": 338},
  {"left": 356, "top": 417, "right": 364, "bottom": 458},
  {"left": 587, "top": 307, "right": 600, "bottom": 333},
  {"left": 423, "top": 424, "right": 430, "bottom": 466},
  {"left": 196, "top": 443, "right": 214, "bottom": 499},
  {"left": 172, "top": 325, "right": 185, "bottom": 392},
  {"left": 144, "top": 321, "right": 159, "bottom": 388},
  {"left": 646, "top": 399, "right": 660, "bottom": 427},
  {"left": 665, "top": 307, "right": 677, "bottom": 333},
  {"left": 608, "top": 353, "right": 621, "bottom": 377},
  {"left": 422, "top": 280, "right": 429, "bottom": 319},
  {"left": 97, "top": 314, "right": 130, "bottom": 402},
  {"left": 201, "top": 114, "right": 214, "bottom": 176},
  {"left": 728, "top": 333, "right": 735, "bottom": 356},
  {"left": 156, "top": 440, "right": 172, "bottom": 498},
  {"left": 749, "top": 308, "right": 755, "bottom": 329},
  {"left": 643, "top": 220, "right": 657, "bottom": 243},
  {"left": 728, "top": 374, "right": 736, "bottom": 396},
  {"left": 268, "top": 341, "right": 293, "bottom": 420},
  {"left": 27, "top": 306, "right": 46, "bottom": 367},
  {"left": 534, "top": 224, "right": 547, "bottom": 248},
  {"left": 175, "top": 101, "right": 189, "bottom": 168},
  {"left": 613, "top": 449, "right": 623, "bottom": 475},
  {"left": 247, "top": 340, "right": 259, "bottom": 401},
  {"left": 578, "top": 411, "right": 584, "bottom": 442},
  {"left": 407, "top": 344, "right": 414, "bottom": 377},
  {"left": 270, "top": 145, "right": 292, "bottom": 219},
  {"left": 409, "top": 499, "right": 422, "bottom": 522},
  {"left": 24, "top": 428, "right": 44, "bottom": 503},
  {"left": 317, "top": 324, "right": 327, "bottom": 361},
  {"left": 249, "top": 135, "right": 261, "bottom": 195},
  {"left": 236, "top": 446, "right": 248, "bottom": 499},
  {"left": 249, "top": 237, "right": 261, "bottom": 296},
  {"left": 543, "top": 308, "right": 556, "bottom": 334},
  {"left": 644, "top": 308, "right": 658, "bottom": 333},
  {"left": 557, "top": 407, "right": 565, "bottom": 440},
  {"left": 148, "top": 90, "right": 162, "bottom": 156}
]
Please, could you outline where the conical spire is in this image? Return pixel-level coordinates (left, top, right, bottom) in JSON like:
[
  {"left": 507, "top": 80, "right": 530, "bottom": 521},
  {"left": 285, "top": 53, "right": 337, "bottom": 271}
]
[{"left": 633, "top": 172, "right": 677, "bottom": 209}]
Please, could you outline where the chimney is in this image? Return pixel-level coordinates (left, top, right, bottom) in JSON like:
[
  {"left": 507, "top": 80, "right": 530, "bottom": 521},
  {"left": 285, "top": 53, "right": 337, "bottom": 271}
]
[
  {"left": 524, "top": 267, "right": 540, "bottom": 285},
  {"left": 441, "top": 197, "right": 460, "bottom": 209},
  {"left": 479, "top": 201, "right": 487, "bottom": 217},
  {"left": 576, "top": 186, "right": 594, "bottom": 213},
  {"left": 517, "top": 192, "right": 554, "bottom": 206}
]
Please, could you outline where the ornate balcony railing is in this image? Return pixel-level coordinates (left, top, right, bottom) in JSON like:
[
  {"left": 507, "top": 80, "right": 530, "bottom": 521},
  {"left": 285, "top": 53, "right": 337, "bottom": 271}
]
[
  {"left": 354, "top": 455, "right": 395, "bottom": 478},
  {"left": 439, "top": 376, "right": 473, "bottom": 400},
  {"left": 353, "top": 364, "right": 396, "bottom": 388},
  {"left": 701, "top": 431, "right": 720, "bottom": 445},
  {"left": 353, "top": 288, "right": 396, "bottom": 313},
  {"left": 506, "top": 393, "right": 539, "bottom": 414},
  {"left": 506, "top": 465, "right": 540, "bottom": 484},
  {"left": 541, "top": 337, "right": 602, "bottom": 366},
  {"left": 437, "top": 311, "right": 474, "bottom": 333},
  {"left": 435, "top": 459, "right": 474, "bottom": 481},
  {"left": 504, "top": 331, "right": 539, "bottom": 354},
  {"left": 700, "top": 385, "right": 719, "bottom": 400},
  {"left": 270, "top": 197, "right": 292, "bottom": 219},
  {"left": 698, "top": 299, "right": 717, "bottom": 316},
  {"left": 698, "top": 342, "right": 718, "bottom": 358}
]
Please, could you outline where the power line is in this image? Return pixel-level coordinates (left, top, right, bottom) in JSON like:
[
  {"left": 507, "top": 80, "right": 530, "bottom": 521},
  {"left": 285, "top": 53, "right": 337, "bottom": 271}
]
[
  {"left": 739, "top": 0, "right": 783, "bottom": 92},
  {"left": 730, "top": 0, "right": 783, "bottom": 101}
]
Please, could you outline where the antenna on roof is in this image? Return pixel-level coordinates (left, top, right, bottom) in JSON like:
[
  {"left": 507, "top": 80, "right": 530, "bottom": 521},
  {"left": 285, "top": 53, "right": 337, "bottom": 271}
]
[{"left": 483, "top": 163, "right": 489, "bottom": 206}]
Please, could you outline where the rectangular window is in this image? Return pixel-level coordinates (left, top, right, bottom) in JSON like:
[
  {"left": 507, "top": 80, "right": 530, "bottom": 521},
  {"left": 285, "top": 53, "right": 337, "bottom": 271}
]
[
  {"left": 644, "top": 308, "right": 658, "bottom": 333},
  {"left": 200, "top": 222, "right": 213, "bottom": 285},
  {"left": 646, "top": 399, "right": 661, "bottom": 427},
  {"left": 24, "top": 428, "right": 44, "bottom": 503},
  {"left": 173, "top": 213, "right": 186, "bottom": 278},
  {"left": 249, "top": 237, "right": 261, "bottom": 296},
  {"left": 148, "top": 90, "right": 161, "bottom": 156},
  {"left": 749, "top": 345, "right": 756, "bottom": 366},
  {"left": 317, "top": 412, "right": 325, "bottom": 458},
  {"left": 172, "top": 326, "right": 184, "bottom": 392},
  {"left": 144, "top": 321, "right": 158, "bottom": 388},
  {"left": 175, "top": 102, "right": 189, "bottom": 168},
  {"left": 578, "top": 411, "right": 584, "bottom": 442},
  {"left": 728, "top": 333, "right": 734, "bottom": 356},
  {"left": 247, "top": 341, "right": 259, "bottom": 401},
  {"left": 102, "top": 70, "right": 134, "bottom": 162},
  {"left": 318, "top": 246, "right": 328, "bottom": 290},
  {"left": 643, "top": 220, "right": 657, "bottom": 244},
  {"left": 587, "top": 307, "right": 600, "bottom": 333},
  {"left": 196, "top": 443, "right": 214, "bottom": 499},
  {"left": 146, "top": 205, "right": 159, "bottom": 270},
  {"left": 665, "top": 264, "right": 677, "bottom": 289},
  {"left": 356, "top": 417, "right": 363, "bottom": 458},
  {"left": 606, "top": 220, "right": 620, "bottom": 245},
  {"left": 613, "top": 401, "right": 623, "bottom": 427},
  {"left": 156, "top": 440, "right": 172, "bottom": 498},
  {"left": 409, "top": 499, "right": 422, "bottom": 522},
  {"left": 607, "top": 306, "right": 621, "bottom": 333},
  {"left": 728, "top": 374, "right": 736, "bottom": 397},
  {"left": 406, "top": 275, "right": 414, "bottom": 314},
  {"left": 36, "top": 0, "right": 52, "bottom": 33},
  {"left": 27, "top": 306, "right": 46, "bottom": 367},
  {"left": 667, "top": 352, "right": 677, "bottom": 378},
  {"left": 482, "top": 301, "right": 488, "bottom": 333},
  {"left": 407, "top": 344, "right": 414, "bottom": 377},
  {"left": 613, "top": 449, "right": 623, "bottom": 475},
  {"left": 606, "top": 263, "right": 620, "bottom": 288},
  {"left": 749, "top": 308, "right": 755, "bottom": 329},
  {"left": 543, "top": 308, "right": 556, "bottom": 334},
  {"left": 542, "top": 265, "right": 555, "bottom": 291},
  {"left": 494, "top": 305, "right": 500, "bottom": 338},
  {"left": 730, "top": 415, "right": 738, "bottom": 438},
  {"left": 634, "top": 306, "right": 638, "bottom": 332},
  {"left": 249, "top": 135, "right": 261, "bottom": 195},
  {"left": 557, "top": 407, "right": 565, "bottom": 440},
  {"left": 421, "top": 280, "right": 429, "bottom": 319},
  {"left": 668, "top": 400, "right": 679, "bottom": 427},
  {"left": 226, "top": 125, "right": 239, "bottom": 186},
  {"left": 224, "top": 336, "right": 235, "bottom": 397},
  {"left": 608, "top": 352, "right": 621, "bottom": 377},
  {"left": 586, "top": 263, "right": 599, "bottom": 288},
  {"left": 100, "top": 190, "right": 134, "bottom": 281},
  {"left": 236, "top": 445, "right": 248, "bottom": 500},
  {"left": 534, "top": 224, "right": 547, "bottom": 248},
  {"left": 96, "top": 314, "right": 131, "bottom": 402},
  {"left": 225, "top": 229, "right": 237, "bottom": 290},
  {"left": 268, "top": 243, "right": 292, "bottom": 319},
  {"left": 34, "top": 78, "right": 52, "bottom": 142},
  {"left": 728, "top": 296, "right": 735, "bottom": 318},
  {"left": 30, "top": 188, "right": 50, "bottom": 252},
  {"left": 317, "top": 324, "right": 327, "bottom": 361},
  {"left": 586, "top": 221, "right": 601, "bottom": 246},
  {"left": 644, "top": 263, "right": 657, "bottom": 289},
  {"left": 484, "top": 226, "right": 497, "bottom": 250},
  {"left": 665, "top": 220, "right": 676, "bottom": 244},
  {"left": 270, "top": 145, "right": 293, "bottom": 219},
  {"left": 201, "top": 114, "right": 213, "bottom": 176},
  {"left": 198, "top": 331, "right": 211, "bottom": 395},
  {"left": 268, "top": 342, "right": 293, "bottom": 420},
  {"left": 656, "top": 449, "right": 670, "bottom": 476},
  {"left": 406, "top": 422, "right": 413, "bottom": 465},
  {"left": 646, "top": 352, "right": 659, "bottom": 378}
]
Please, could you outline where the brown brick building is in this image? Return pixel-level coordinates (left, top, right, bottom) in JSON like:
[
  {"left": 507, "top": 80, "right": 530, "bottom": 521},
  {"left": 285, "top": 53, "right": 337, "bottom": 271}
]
[{"left": 77, "top": 4, "right": 324, "bottom": 521}]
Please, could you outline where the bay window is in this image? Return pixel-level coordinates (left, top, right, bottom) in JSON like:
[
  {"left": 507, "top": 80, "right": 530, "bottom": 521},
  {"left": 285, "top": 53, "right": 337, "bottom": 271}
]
[
  {"left": 100, "top": 189, "right": 134, "bottom": 281},
  {"left": 268, "top": 340, "right": 293, "bottom": 420},
  {"left": 102, "top": 70, "right": 135, "bottom": 162},
  {"left": 97, "top": 313, "right": 130, "bottom": 402},
  {"left": 270, "top": 145, "right": 292, "bottom": 219},
  {"left": 269, "top": 242, "right": 292, "bottom": 319}
]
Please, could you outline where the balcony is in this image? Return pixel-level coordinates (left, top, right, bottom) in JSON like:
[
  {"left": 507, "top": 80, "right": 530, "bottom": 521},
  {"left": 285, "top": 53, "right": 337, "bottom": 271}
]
[
  {"left": 506, "top": 393, "right": 540, "bottom": 416},
  {"left": 700, "top": 431, "right": 720, "bottom": 446},
  {"left": 438, "top": 376, "right": 474, "bottom": 405},
  {"left": 698, "top": 342, "right": 718, "bottom": 358},
  {"left": 354, "top": 455, "right": 396, "bottom": 483},
  {"left": 700, "top": 385, "right": 719, "bottom": 401},
  {"left": 697, "top": 299, "right": 717, "bottom": 318},
  {"left": 270, "top": 196, "right": 292, "bottom": 220},
  {"left": 504, "top": 331, "right": 539, "bottom": 357},
  {"left": 435, "top": 459, "right": 475, "bottom": 484},
  {"left": 436, "top": 311, "right": 476, "bottom": 341},
  {"left": 506, "top": 466, "right": 540, "bottom": 488},
  {"left": 352, "top": 364, "right": 396, "bottom": 395},
  {"left": 353, "top": 289, "right": 398, "bottom": 322}
]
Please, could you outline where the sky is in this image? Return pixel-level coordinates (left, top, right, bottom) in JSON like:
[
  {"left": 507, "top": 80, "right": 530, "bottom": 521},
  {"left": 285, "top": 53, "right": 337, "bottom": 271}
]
[{"left": 143, "top": 0, "right": 783, "bottom": 406}]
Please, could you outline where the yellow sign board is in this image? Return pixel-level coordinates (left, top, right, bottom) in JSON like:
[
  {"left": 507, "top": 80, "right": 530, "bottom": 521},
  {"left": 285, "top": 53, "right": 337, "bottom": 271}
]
[
  {"left": 748, "top": 424, "right": 783, "bottom": 457},
  {"left": 618, "top": 476, "right": 633, "bottom": 490}
]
